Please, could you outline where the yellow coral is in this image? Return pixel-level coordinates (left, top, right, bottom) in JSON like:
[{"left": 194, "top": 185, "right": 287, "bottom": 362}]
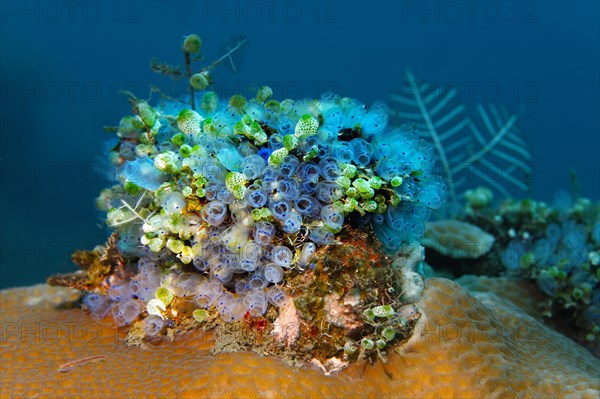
[{"left": 1, "top": 279, "right": 598, "bottom": 398}]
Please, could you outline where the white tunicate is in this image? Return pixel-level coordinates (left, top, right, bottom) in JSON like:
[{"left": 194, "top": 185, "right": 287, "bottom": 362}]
[
  {"left": 264, "top": 263, "right": 284, "bottom": 284},
  {"left": 212, "top": 267, "right": 233, "bottom": 284},
  {"left": 229, "top": 202, "right": 254, "bottom": 227},
  {"left": 144, "top": 315, "right": 164, "bottom": 336},
  {"left": 220, "top": 225, "right": 250, "bottom": 253},
  {"left": 216, "top": 292, "right": 236, "bottom": 314},
  {"left": 248, "top": 272, "right": 268, "bottom": 290},
  {"left": 174, "top": 273, "right": 202, "bottom": 297},
  {"left": 299, "top": 242, "right": 316, "bottom": 268},
  {"left": 244, "top": 289, "right": 267, "bottom": 317},
  {"left": 254, "top": 221, "right": 275, "bottom": 245},
  {"left": 194, "top": 281, "right": 223, "bottom": 308},
  {"left": 266, "top": 286, "right": 288, "bottom": 307},
  {"left": 108, "top": 285, "right": 129, "bottom": 301},
  {"left": 235, "top": 279, "right": 250, "bottom": 295},
  {"left": 146, "top": 298, "right": 166, "bottom": 318},
  {"left": 397, "top": 304, "right": 418, "bottom": 319},
  {"left": 220, "top": 297, "right": 247, "bottom": 322},
  {"left": 240, "top": 241, "right": 261, "bottom": 272},
  {"left": 83, "top": 294, "right": 112, "bottom": 318},
  {"left": 114, "top": 300, "right": 142, "bottom": 326},
  {"left": 161, "top": 191, "right": 187, "bottom": 214},
  {"left": 272, "top": 246, "right": 293, "bottom": 268}
]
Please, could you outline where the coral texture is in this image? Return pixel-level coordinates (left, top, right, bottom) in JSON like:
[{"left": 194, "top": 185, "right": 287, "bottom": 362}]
[
  {"left": 422, "top": 220, "right": 495, "bottom": 259},
  {"left": 2, "top": 278, "right": 598, "bottom": 398}
]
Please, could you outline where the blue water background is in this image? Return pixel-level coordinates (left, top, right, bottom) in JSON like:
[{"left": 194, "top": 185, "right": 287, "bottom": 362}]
[{"left": 1, "top": 1, "right": 598, "bottom": 288}]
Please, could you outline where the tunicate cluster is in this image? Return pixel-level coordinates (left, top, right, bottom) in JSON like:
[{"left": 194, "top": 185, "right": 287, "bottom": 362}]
[
  {"left": 92, "top": 89, "right": 445, "bottom": 326},
  {"left": 498, "top": 195, "right": 600, "bottom": 343}
]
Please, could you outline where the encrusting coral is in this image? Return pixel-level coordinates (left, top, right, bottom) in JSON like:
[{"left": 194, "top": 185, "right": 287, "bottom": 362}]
[{"left": 1, "top": 278, "right": 598, "bottom": 398}]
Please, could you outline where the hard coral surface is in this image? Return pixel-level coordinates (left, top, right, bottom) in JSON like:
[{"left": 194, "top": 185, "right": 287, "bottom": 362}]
[{"left": 1, "top": 278, "right": 598, "bottom": 398}]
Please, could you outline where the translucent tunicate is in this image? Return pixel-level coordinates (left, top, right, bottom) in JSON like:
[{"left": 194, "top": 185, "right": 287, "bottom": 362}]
[
  {"left": 194, "top": 281, "right": 223, "bottom": 308},
  {"left": 360, "top": 102, "right": 388, "bottom": 136},
  {"left": 264, "top": 263, "right": 284, "bottom": 283},
  {"left": 321, "top": 205, "right": 344, "bottom": 231},
  {"left": 546, "top": 223, "right": 562, "bottom": 246},
  {"left": 217, "top": 147, "right": 243, "bottom": 172},
  {"left": 531, "top": 239, "right": 553, "bottom": 266},
  {"left": 83, "top": 294, "right": 112, "bottom": 318},
  {"left": 242, "top": 154, "right": 267, "bottom": 179},
  {"left": 261, "top": 167, "right": 281, "bottom": 192},
  {"left": 245, "top": 184, "right": 268, "bottom": 208},
  {"left": 300, "top": 180, "right": 318, "bottom": 195},
  {"left": 330, "top": 142, "right": 354, "bottom": 164},
  {"left": 220, "top": 225, "right": 250, "bottom": 253},
  {"left": 317, "top": 181, "right": 344, "bottom": 203},
  {"left": 272, "top": 246, "right": 293, "bottom": 268},
  {"left": 350, "top": 138, "right": 372, "bottom": 166},
  {"left": 372, "top": 221, "right": 403, "bottom": 252},
  {"left": 592, "top": 222, "right": 600, "bottom": 246},
  {"left": 201, "top": 200, "right": 228, "bottom": 226},
  {"left": 298, "top": 242, "right": 316, "bottom": 268},
  {"left": 212, "top": 267, "right": 234, "bottom": 284},
  {"left": 122, "top": 157, "right": 166, "bottom": 191},
  {"left": 248, "top": 272, "right": 268, "bottom": 290},
  {"left": 160, "top": 191, "right": 186, "bottom": 214},
  {"left": 108, "top": 285, "right": 129, "bottom": 301},
  {"left": 345, "top": 105, "right": 367, "bottom": 127},
  {"left": 279, "top": 155, "right": 300, "bottom": 178},
  {"left": 318, "top": 158, "right": 341, "bottom": 181},
  {"left": 217, "top": 186, "right": 236, "bottom": 205},
  {"left": 220, "top": 297, "right": 247, "bottom": 322},
  {"left": 244, "top": 289, "right": 267, "bottom": 317},
  {"left": 277, "top": 179, "right": 300, "bottom": 200},
  {"left": 240, "top": 241, "right": 261, "bottom": 272},
  {"left": 281, "top": 211, "right": 303, "bottom": 233},
  {"left": 269, "top": 199, "right": 292, "bottom": 220},
  {"left": 200, "top": 159, "right": 226, "bottom": 182},
  {"left": 309, "top": 226, "right": 335, "bottom": 245},
  {"left": 278, "top": 117, "right": 293, "bottom": 135},
  {"left": 113, "top": 300, "right": 142, "bottom": 326},
  {"left": 375, "top": 158, "right": 401, "bottom": 181},
  {"left": 235, "top": 279, "right": 250, "bottom": 295},
  {"left": 294, "top": 197, "right": 319, "bottom": 219},
  {"left": 266, "top": 286, "right": 288, "bottom": 307},
  {"left": 144, "top": 315, "right": 164, "bottom": 336},
  {"left": 254, "top": 221, "right": 275, "bottom": 245},
  {"left": 298, "top": 162, "right": 320, "bottom": 182},
  {"left": 537, "top": 271, "right": 558, "bottom": 296}
]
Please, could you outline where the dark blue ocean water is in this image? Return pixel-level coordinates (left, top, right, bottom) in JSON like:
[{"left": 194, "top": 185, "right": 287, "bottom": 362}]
[{"left": 1, "top": 1, "right": 598, "bottom": 288}]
